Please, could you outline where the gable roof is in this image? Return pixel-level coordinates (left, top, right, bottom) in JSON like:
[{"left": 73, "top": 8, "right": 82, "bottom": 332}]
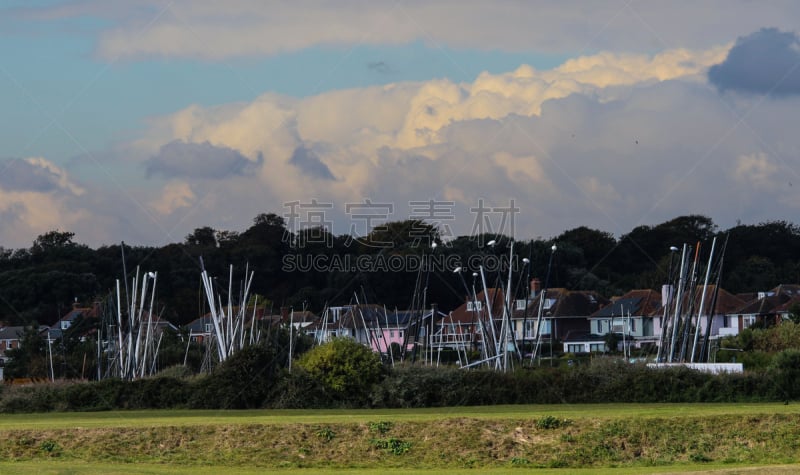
[
  {"left": 735, "top": 293, "right": 793, "bottom": 316},
  {"left": 770, "top": 284, "right": 800, "bottom": 297},
  {"left": 530, "top": 288, "right": 609, "bottom": 318},
  {"left": 448, "top": 289, "right": 506, "bottom": 325},
  {"left": 653, "top": 285, "right": 745, "bottom": 317},
  {"left": 592, "top": 289, "right": 662, "bottom": 318},
  {"left": 774, "top": 295, "right": 800, "bottom": 314},
  {"left": 188, "top": 306, "right": 271, "bottom": 332},
  {"left": 343, "top": 305, "right": 445, "bottom": 328},
  {"left": 0, "top": 326, "right": 26, "bottom": 340}
]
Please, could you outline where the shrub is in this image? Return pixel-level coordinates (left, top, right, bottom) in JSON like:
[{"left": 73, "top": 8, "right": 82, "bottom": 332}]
[
  {"left": 315, "top": 427, "right": 335, "bottom": 442},
  {"left": 297, "top": 338, "right": 385, "bottom": 404},
  {"left": 39, "top": 439, "right": 61, "bottom": 456},
  {"left": 266, "top": 368, "right": 327, "bottom": 408},
  {"left": 536, "top": 415, "right": 571, "bottom": 429},
  {"left": 372, "top": 437, "right": 411, "bottom": 455},
  {"left": 368, "top": 421, "right": 393, "bottom": 435},
  {"left": 0, "top": 384, "right": 60, "bottom": 413},
  {"left": 770, "top": 349, "right": 800, "bottom": 400},
  {"left": 189, "top": 344, "right": 280, "bottom": 409},
  {"left": 371, "top": 365, "right": 466, "bottom": 407}
]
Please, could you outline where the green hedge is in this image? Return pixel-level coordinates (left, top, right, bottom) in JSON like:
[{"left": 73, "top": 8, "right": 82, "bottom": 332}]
[{"left": 0, "top": 356, "right": 789, "bottom": 413}]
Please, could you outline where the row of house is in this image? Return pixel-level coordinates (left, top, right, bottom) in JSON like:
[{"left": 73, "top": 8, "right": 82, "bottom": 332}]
[
  {"left": 440, "top": 281, "right": 800, "bottom": 356},
  {"left": 2, "top": 282, "right": 800, "bottom": 369}
]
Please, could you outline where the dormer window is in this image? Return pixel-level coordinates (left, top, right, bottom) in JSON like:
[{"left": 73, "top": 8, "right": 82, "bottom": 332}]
[{"left": 466, "top": 301, "right": 482, "bottom": 311}]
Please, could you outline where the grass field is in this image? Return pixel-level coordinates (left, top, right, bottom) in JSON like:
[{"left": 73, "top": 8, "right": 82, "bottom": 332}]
[
  {"left": 1, "top": 461, "right": 800, "bottom": 474},
  {"left": 1, "top": 403, "right": 799, "bottom": 473},
  {"left": 2, "top": 402, "right": 799, "bottom": 429}
]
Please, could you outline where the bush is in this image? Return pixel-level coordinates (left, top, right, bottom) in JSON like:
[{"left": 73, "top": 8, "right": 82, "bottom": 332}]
[
  {"left": 190, "top": 344, "right": 281, "bottom": 409},
  {"left": 770, "top": 349, "right": 800, "bottom": 400},
  {"left": 372, "top": 365, "right": 466, "bottom": 407},
  {"left": 297, "top": 338, "right": 385, "bottom": 405},
  {"left": 266, "top": 368, "right": 327, "bottom": 408},
  {"left": 0, "top": 384, "right": 60, "bottom": 413}
]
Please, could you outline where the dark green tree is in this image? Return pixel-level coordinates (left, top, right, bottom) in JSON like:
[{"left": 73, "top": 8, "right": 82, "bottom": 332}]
[
  {"left": 185, "top": 227, "right": 217, "bottom": 247},
  {"left": 4, "top": 326, "right": 50, "bottom": 379},
  {"left": 31, "top": 230, "right": 76, "bottom": 254}
]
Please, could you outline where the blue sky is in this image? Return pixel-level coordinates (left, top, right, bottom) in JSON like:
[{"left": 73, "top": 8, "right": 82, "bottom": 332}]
[
  {"left": 1, "top": 3, "right": 566, "bottom": 163},
  {"left": 2, "top": 1, "right": 800, "bottom": 247}
]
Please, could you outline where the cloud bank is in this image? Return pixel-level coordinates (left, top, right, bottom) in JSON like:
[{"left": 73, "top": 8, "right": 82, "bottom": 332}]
[
  {"left": 3, "top": 36, "right": 800, "bottom": 248},
  {"left": 0, "top": 158, "right": 90, "bottom": 246},
  {"left": 16, "top": 1, "right": 800, "bottom": 60}
]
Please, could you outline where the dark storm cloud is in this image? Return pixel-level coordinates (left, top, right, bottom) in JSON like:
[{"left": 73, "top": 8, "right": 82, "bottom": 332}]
[
  {"left": 145, "top": 140, "right": 260, "bottom": 179},
  {"left": 709, "top": 28, "right": 800, "bottom": 95},
  {"left": 288, "top": 146, "right": 336, "bottom": 180}
]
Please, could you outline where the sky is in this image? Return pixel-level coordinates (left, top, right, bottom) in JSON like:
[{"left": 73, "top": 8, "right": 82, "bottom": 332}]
[{"left": 2, "top": 0, "right": 800, "bottom": 248}]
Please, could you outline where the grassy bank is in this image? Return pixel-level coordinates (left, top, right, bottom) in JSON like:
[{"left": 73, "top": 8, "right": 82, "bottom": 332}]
[{"left": 0, "top": 404, "right": 798, "bottom": 472}]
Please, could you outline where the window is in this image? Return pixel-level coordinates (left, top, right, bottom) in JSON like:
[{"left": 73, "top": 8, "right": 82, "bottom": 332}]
[
  {"left": 567, "top": 344, "right": 583, "bottom": 353},
  {"left": 524, "top": 320, "right": 535, "bottom": 338},
  {"left": 589, "top": 343, "right": 605, "bottom": 353},
  {"left": 544, "top": 298, "right": 556, "bottom": 309},
  {"left": 390, "top": 330, "right": 394, "bottom": 338},
  {"left": 631, "top": 319, "right": 636, "bottom": 332},
  {"left": 515, "top": 299, "right": 526, "bottom": 310},
  {"left": 467, "top": 301, "right": 482, "bottom": 311},
  {"left": 743, "top": 315, "right": 756, "bottom": 329},
  {"left": 596, "top": 320, "right": 603, "bottom": 334},
  {"left": 205, "top": 323, "right": 213, "bottom": 333}
]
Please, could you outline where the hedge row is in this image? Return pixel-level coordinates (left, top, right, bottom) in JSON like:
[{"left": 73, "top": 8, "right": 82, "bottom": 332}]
[{"left": 1, "top": 349, "right": 798, "bottom": 413}]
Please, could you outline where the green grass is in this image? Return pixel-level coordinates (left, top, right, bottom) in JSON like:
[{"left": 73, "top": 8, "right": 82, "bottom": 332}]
[
  {"left": 1, "top": 461, "right": 800, "bottom": 474},
  {"left": 1, "top": 404, "right": 800, "bottom": 472},
  {"left": 2, "top": 402, "right": 799, "bottom": 429}
]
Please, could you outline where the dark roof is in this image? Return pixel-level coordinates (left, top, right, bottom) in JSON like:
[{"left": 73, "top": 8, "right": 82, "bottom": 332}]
[
  {"left": 0, "top": 326, "right": 26, "bottom": 339},
  {"left": 536, "top": 289, "right": 609, "bottom": 318},
  {"left": 734, "top": 293, "right": 792, "bottom": 315},
  {"left": 592, "top": 289, "right": 662, "bottom": 318},
  {"left": 344, "top": 306, "right": 445, "bottom": 328},
  {"left": 775, "top": 295, "right": 800, "bottom": 313},
  {"left": 189, "top": 307, "right": 271, "bottom": 331},
  {"left": 593, "top": 297, "right": 642, "bottom": 318},
  {"left": 652, "top": 285, "right": 744, "bottom": 317},
  {"left": 770, "top": 284, "right": 800, "bottom": 297}
]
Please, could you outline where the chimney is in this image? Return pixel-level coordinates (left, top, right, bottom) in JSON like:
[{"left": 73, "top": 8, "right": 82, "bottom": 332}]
[{"left": 530, "top": 278, "right": 541, "bottom": 296}]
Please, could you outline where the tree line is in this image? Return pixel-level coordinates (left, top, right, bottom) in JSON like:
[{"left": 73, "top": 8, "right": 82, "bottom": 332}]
[{"left": 1, "top": 213, "right": 799, "bottom": 327}]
